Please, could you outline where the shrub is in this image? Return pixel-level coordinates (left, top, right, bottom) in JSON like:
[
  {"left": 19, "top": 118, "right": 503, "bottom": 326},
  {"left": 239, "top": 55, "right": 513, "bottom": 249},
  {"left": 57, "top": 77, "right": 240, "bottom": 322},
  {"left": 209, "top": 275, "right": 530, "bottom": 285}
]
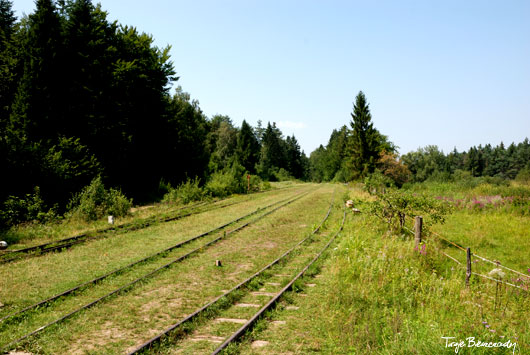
[
  {"left": 363, "top": 188, "right": 452, "bottom": 232},
  {"left": 162, "top": 177, "right": 204, "bottom": 204},
  {"left": 0, "top": 187, "right": 56, "bottom": 227},
  {"left": 364, "top": 170, "right": 395, "bottom": 195},
  {"left": 205, "top": 170, "right": 244, "bottom": 197},
  {"left": 260, "top": 180, "right": 272, "bottom": 191},
  {"left": 67, "top": 176, "right": 132, "bottom": 221},
  {"left": 516, "top": 166, "right": 530, "bottom": 184},
  {"left": 205, "top": 162, "right": 249, "bottom": 197},
  {"left": 248, "top": 175, "right": 264, "bottom": 192},
  {"left": 273, "top": 168, "right": 293, "bottom": 182}
]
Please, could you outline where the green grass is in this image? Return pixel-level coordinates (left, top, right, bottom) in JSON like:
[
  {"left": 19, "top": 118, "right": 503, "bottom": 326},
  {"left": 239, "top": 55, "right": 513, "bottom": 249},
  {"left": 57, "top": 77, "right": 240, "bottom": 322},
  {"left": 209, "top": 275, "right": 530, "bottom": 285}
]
[
  {"left": 431, "top": 210, "right": 530, "bottom": 274},
  {"left": 2, "top": 184, "right": 336, "bottom": 354},
  {"left": 3, "top": 181, "right": 527, "bottom": 354},
  {"left": 0, "top": 187, "right": 310, "bottom": 317},
  {"left": 0, "top": 182, "right": 304, "bottom": 249},
  {"left": 234, "top": 184, "right": 529, "bottom": 354}
]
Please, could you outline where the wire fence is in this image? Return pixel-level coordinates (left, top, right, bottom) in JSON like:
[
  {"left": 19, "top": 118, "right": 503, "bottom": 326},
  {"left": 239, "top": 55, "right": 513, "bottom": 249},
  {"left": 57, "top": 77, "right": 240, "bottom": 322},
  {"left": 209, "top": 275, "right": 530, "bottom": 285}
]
[
  {"left": 400, "top": 214, "right": 530, "bottom": 290},
  {"left": 347, "top": 201, "right": 529, "bottom": 290}
]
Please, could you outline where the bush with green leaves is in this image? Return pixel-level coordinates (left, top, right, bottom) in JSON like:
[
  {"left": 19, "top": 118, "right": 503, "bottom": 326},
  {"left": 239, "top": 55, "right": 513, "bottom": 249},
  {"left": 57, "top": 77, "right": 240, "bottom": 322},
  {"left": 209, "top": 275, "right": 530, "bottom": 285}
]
[
  {"left": 364, "top": 188, "right": 452, "bottom": 233},
  {"left": 205, "top": 170, "right": 245, "bottom": 197},
  {"left": 246, "top": 174, "right": 263, "bottom": 192},
  {"left": 364, "top": 170, "right": 395, "bottom": 195},
  {"left": 67, "top": 177, "right": 132, "bottom": 221},
  {"left": 273, "top": 168, "right": 294, "bottom": 182},
  {"left": 516, "top": 166, "right": 530, "bottom": 183},
  {"left": 0, "top": 187, "right": 56, "bottom": 228},
  {"left": 162, "top": 177, "right": 205, "bottom": 204},
  {"left": 206, "top": 162, "right": 254, "bottom": 197}
]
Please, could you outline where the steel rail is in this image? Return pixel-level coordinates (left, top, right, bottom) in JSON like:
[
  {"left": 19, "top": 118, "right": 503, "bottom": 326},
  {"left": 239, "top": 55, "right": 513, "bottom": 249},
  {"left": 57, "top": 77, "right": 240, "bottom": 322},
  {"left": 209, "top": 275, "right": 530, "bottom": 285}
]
[
  {"left": 0, "top": 188, "right": 310, "bottom": 325},
  {"left": 0, "top": 202, "right": 230, "bottom": 264},
  {"left": 211, "top": 208, "right": 346, "bottom": 355},
  {"left": 0, "top": 188, "right": 314, "bottom": 352},
  {"left": 0, "top": 185, "right": 301, "bottom": 263},
  {"left": 128, "top": 189, "right": 336, "bottom": 354}
]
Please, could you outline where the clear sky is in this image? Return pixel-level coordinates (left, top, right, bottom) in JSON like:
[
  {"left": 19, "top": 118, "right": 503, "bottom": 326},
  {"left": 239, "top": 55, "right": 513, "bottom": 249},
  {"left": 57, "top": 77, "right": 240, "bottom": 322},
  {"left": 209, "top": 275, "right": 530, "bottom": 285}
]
[{"left": 12, "top": 0, "right": 530, "bottom": 155}]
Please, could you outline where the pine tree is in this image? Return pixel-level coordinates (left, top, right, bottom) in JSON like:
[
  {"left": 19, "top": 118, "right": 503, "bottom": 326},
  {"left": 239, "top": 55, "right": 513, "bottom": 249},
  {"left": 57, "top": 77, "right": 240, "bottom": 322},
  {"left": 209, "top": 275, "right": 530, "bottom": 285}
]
[
  {"left": 9, "top": 0, "right": 65, "bottom": 144},
  {"left": 257, "top": 122, "right": 286, "bottom": 179},
  {"left": 347, "top": 91, "right": 379, "bottom": 178},
  {"left": 285, "top": 135, "right": 303, "bottom": 179},
  {"left": 0, "top": 0, "right": 17, "bottom": 128},
  {"left": 62, "top": 0, "right": 117, "bottom": 142},
  {"left": 235, "top": 120, "right": 260, "bottom": 173},
  {"left": 0, "top": 0, "right": 15, "bottom": 37}
]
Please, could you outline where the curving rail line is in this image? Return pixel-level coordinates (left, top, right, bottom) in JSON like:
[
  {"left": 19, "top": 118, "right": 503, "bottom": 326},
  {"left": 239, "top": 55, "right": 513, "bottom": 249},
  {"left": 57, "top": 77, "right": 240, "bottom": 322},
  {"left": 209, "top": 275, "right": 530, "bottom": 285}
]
[
  {"left": 127, "top": 190, "right": 338, "bottom": 354},
  {"left": 0, "top": 188, "right": 315, "bottom": 353},
  {"left": 0, "top": 185, "right": 301, "bottom": 264}
]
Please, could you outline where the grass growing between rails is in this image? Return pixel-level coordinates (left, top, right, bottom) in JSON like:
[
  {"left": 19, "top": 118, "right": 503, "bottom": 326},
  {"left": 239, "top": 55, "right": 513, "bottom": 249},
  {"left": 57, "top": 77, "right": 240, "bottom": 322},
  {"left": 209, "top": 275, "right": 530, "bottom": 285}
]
[
  {"left": 235, "top": 186, "right": 529, "bottom": 354},
  {"left": 0, "top": 181, "right": 301, "bottom": 249},
  {"left": 2, "top": 185, "right": 334, "bottom": 354},
  {"left": 0, "top": 186, "right": 311, "bottom": 317}
]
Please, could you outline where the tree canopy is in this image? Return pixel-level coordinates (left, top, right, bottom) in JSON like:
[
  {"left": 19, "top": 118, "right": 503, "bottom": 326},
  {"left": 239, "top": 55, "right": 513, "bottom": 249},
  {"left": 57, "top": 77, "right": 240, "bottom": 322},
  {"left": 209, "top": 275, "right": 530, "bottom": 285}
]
[{"left": 0, "top": 0, "right": 308, "bottom": 228}]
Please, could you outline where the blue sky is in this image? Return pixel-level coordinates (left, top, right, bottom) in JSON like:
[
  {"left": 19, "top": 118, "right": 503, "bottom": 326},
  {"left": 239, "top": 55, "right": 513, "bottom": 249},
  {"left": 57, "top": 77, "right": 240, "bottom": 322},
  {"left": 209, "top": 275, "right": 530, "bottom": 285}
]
[{"left": 12, "top": 0, "right": 530, "bottom": 155}]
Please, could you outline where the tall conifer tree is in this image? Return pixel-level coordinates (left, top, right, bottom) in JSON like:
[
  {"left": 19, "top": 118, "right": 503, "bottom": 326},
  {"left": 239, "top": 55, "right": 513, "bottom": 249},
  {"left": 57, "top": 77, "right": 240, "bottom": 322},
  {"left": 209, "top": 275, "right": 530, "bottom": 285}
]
[
  {"left": 235, "top": 120, "right": 260, "bottom": 173},
  {"left": 348, "top": 91, "right": 379, "bottom": 178},
  {"left": 9, "top": 0, "right": 65, "bottom": 144}
]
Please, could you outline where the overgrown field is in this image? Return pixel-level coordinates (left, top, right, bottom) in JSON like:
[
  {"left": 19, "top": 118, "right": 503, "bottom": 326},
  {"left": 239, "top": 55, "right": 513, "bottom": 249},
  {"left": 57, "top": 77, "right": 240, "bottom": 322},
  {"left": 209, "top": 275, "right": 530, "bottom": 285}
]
[
  {"left": 1, "top": 181, "right": 528, "bottom": 354},
  {"left": 233, "top": 182, "right": 529, "bottom": 354},
  {"left": 0, "top": 183, "right": 342, "bottom": 353}
]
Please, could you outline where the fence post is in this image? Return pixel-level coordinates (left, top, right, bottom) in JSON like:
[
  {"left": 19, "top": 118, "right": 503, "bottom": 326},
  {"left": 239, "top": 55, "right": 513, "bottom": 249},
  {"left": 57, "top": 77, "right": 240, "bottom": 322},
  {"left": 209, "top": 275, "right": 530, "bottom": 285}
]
[
  {"left": 466, "top": 248, "right": 472, "bottom": 286},
  {"left": 414, "top": 216, "right": 423, "bottom": 248}
]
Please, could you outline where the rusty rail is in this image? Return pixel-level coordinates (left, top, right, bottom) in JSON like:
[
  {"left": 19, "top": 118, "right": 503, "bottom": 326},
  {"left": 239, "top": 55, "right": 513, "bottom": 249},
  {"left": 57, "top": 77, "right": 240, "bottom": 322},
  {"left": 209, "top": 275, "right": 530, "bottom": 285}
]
[
  {"left": 0, "top": 188, "right": 314, "bottom": 353},
  {"left": 128, "top": 190, "right": 336, "bottom": 354}
]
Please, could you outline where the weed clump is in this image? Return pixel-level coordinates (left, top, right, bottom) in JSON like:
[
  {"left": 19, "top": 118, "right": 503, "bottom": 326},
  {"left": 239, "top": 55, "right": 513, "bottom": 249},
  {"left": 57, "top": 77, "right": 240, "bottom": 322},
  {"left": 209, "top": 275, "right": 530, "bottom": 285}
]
[
  {"left": 205, "top": 163, "right": 249, "bottom": 197},
  {"left": 0, "top": 187, "right": 57, "bottom": 228},
  {"left": 67, "top": 176, "right": 132, "bottom": 221},
  {"left": 162, "top": 177, "right": 205, "bottom": 204}
]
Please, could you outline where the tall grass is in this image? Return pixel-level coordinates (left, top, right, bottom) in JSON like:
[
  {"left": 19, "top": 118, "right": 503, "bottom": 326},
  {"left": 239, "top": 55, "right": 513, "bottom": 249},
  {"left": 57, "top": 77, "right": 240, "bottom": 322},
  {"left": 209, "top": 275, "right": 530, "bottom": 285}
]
[
  {"left": 313, "top": 212, "right": 529, "bottom": 353},
  {"left": 67, "top": 176, "right": 132, "bottom": 221}
]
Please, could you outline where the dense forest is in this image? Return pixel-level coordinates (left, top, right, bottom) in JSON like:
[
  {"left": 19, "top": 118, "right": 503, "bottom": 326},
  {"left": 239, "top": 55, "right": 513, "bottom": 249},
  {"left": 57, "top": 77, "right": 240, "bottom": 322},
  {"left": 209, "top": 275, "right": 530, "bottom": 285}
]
[
  {"left": 311, "top": 93, "right": 530, "bottom": 187},
  {"left": 1, "top": 0, "right": 528, "bottom": 229},
  {"left": 0, "top": 0, "right": 307, "bottom": 227}
]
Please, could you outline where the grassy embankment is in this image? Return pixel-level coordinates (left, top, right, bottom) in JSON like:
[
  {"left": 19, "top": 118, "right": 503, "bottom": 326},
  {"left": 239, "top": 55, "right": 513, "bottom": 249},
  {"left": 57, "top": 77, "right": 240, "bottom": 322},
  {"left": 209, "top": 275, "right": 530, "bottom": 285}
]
[{"left": 233, "top": 181, "right": 529, "bottom": 354}]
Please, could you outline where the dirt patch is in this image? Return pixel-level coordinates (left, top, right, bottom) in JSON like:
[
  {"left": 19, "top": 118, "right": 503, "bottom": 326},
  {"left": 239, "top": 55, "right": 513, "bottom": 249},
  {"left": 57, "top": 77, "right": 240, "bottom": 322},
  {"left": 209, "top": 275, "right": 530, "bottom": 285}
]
[
  {"left": 130, "top": 205, "right": 155, "bottom": 213},
  {"left": 226, "top": 262, "right": 253, "bottom": 282},
  {"left": 70, "top": 322, "right": 130, "bottom": 355}
]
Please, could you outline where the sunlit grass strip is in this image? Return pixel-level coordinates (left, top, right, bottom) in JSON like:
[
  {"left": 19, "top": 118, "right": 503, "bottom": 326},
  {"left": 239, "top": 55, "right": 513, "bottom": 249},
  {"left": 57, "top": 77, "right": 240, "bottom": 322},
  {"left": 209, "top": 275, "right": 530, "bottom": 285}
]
[
  {"left": 402, "top": 214, "right": 530, "bottom": 282},
  {"left": 212, "top": 209, "right": 346, "bottom": 354},
  {"left": 127, "top": 190, "right": 336, "bottom": 354},
  {"left": 0, "top": 185, "right": 311, "bottom": 318},
  {"left": 0, "top": 190, "right": 307, "bottom": 326},
  {"left": 0, "top": 196, "right": 256, "bottom": 264},
  {"left": 0, "top": 183, "right": 302, "bottom": 254},
  {"left": 0, "top": 189, "right": 313, "bottom": 353}
]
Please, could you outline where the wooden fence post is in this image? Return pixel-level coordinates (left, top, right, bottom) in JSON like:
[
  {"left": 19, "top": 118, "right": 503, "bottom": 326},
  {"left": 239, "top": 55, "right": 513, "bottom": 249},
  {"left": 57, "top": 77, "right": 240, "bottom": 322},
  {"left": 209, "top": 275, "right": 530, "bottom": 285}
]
[
  {"left": 466, "top": 248, "right": 472, "bottom": 286},
  {"left": 414, "top": 216, "right": 423, "bottom": 248}
]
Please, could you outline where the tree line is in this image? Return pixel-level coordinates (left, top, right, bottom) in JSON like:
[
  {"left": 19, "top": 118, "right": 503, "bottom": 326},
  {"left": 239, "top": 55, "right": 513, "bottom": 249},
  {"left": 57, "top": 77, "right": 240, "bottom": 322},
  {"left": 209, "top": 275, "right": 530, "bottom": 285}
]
[
  {"left": 2, "top": 0, "right": 527, "bottom": 228},
  {"left": 309, "top": 91, "right": 399, "bottom": 183},
  {"left": 401, "top": 140, "right": 530, "bottom": 183},
  {"left": 311, "top": 91, "right": 530, "bottom": 186},
  {"left": 0, "top": 0, "right": 307, "bottom": 228}
]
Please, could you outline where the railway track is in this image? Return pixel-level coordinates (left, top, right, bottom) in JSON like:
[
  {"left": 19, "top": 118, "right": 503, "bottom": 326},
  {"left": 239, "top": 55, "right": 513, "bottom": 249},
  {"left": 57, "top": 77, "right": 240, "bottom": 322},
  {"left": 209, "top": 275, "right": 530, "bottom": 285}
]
[
  {"left": 0, "top": 185, "right": 301, "bottom": 264},
  {"left": 126, "top": 192, "right": 345, "bottom": 354},
  {"left": 0, "top": 187, "right": 317, "bottom": 353},
  {"left": 0, "top": 188, "right": 310, "bottom": 325}
]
